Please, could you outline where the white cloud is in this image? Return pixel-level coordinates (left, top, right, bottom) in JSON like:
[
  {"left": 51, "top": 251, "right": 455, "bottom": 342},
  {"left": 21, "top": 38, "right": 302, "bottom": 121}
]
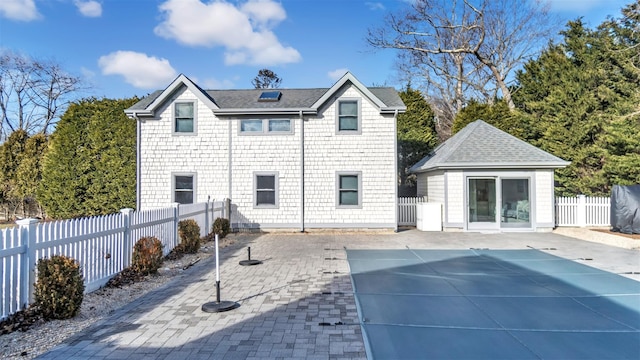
[
  {"left": 0, "top": 0, "right": 40, "bottom": 21},
  {"left": 98, "top": 51, "right": 178, "bottom": 89},
  {"left": 154, "top": 0, "right": 301, "bottom": 66},
  {"left": 75, "top": 0, "right": 102, "bottom": 17},
  {"left": 328, "top": 68, "right": 349, "bottom": 82},
  {"left": 365, "top": 2, "right": 385, "bottom": 11}
]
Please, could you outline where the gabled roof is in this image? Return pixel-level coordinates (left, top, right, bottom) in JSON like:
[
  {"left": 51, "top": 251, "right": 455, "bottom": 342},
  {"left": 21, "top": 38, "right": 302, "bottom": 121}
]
[
  {"left": 125, "top": 74, "right": 218, "bottom": 117},
  {"left": 311, "top": 72, "right": 405, "bottom": 114},
  {"left": 125, "top": 72, "right": 405, "bottom": 117},
  {"left": 410, "top": 120, "right": 570, "bottom": 173}
]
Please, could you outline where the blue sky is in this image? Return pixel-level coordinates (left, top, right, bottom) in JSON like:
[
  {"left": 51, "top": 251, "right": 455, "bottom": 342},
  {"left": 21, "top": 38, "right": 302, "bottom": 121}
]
[{"left": 0, "top": 0, "right": 632, "bottom": 99}]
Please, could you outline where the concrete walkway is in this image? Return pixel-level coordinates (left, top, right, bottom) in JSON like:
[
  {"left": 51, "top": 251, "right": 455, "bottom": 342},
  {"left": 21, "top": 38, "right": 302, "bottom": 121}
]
[{"left": 38, "top": 230, "right": 640, "bottom": 359}]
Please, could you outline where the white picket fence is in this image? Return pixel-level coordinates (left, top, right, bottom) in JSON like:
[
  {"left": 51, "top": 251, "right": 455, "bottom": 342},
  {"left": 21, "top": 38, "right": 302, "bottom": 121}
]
[
  {"left": 0, "top": 200, "right": 227, "bottom": 320},
  {"left": 398, "top": 197, "right": 426, "bottom": 226},
  {"left": 397, "top": 195, "right": 611, "bottom": 227},
  {"left": 555, "top": 195, "right": 610, "bottom": 227}
]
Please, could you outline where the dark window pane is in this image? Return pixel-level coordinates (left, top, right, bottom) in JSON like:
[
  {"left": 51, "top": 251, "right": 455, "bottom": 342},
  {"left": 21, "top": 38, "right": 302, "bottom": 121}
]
[
  {"left": 175, "top": 103, "right": 194, "bottom": 118},
  {"left": 339, "top": 116, "right": 358, "bottom": 131},
  {"left": 175, "top": 176, "right": 193, "bottom": 190},
  {"left": 257, "top": 191, "right": 275, "bottom": 205},
  {"left": 269, "top": 120, "right": 290, "bottom": 132},
  {"left": 340, "top": 175, "right": 358, "bottom": 190},
  {"left": 175, "top": 191, "right": 193, "bottom": 204},
  {"left": 339, "top": 191, "right": 358, "bottom": 205},
  {"left": 241, "top": 120, "right": 263, "bottom": 132},
  {"left": 339, "top": 101, "right": 357, "bottom": 116},
  {"left": 175, "top": 118, "right": 193, "bottom": 132},
  {"left": 257, "top": 175, "right": 275, "bottom": 190}
]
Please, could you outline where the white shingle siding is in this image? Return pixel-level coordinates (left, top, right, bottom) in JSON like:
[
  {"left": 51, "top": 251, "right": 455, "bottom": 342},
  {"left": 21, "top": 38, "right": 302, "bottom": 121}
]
[
  {"left": 138, "top": 84, "right": 396, "bottom": 229},
  {"left": 535, "top": 170, "right": 554, "bottom": 225},
  {"left": 446, "top": 171, "right": 464, "bottom": 224},
  {"left": 304, "top": 87, "right": 395, "bottom": 226},
  {"left": 139, "top": 87, "right": 229, "bottom": 209}
]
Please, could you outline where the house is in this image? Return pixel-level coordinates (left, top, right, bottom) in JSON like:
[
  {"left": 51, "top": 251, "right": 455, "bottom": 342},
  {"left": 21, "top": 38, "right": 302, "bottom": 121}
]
[
  {"left": 410, "top": 120, "right": 570, "bottom": 232},
  {"left": 125, "top": 72, "right": 406, "bottom": 231}
]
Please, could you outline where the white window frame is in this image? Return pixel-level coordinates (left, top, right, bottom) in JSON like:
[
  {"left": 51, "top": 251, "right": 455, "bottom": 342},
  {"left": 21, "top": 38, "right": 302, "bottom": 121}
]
[
  {"left": 172, "top": 173, "right": 196, "bottom": 204},
  {"left": 254, "top": 171, "right": 279, "bottom": 208},
  {"left": 336, "top": 171, "right": 362, "bottom": 208},
  {"left": 173, "top": 101, "right": 197, "bottom": 135},
  {"left": 239, "top": 119, "right": 293, "bottom": 135},
  {"left": 335, "top": 98, "right": 361, "bottom": 135}
]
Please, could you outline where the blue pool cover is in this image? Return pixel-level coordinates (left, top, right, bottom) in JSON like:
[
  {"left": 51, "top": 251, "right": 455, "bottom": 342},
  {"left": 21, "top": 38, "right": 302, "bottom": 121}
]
[{"left": 347, "top": 249, "right": 640, "bottom": 360}]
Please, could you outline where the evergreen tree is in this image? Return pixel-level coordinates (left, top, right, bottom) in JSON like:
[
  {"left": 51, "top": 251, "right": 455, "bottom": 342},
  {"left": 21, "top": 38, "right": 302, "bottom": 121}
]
[
  {"left": 514, "top": 15, "right": 640, "bottom": 196},
  {"left": 397, "top": 85, "right": 438, "bottom": 190},
  {"left": 38, "top": 97, "right": 138, "bottom": 218},
  {"left": 451, "top": 100, "right": 527, "bottom": 139},
  {"left": 251, "top": 69, "right": 282, "bottom": 89}
]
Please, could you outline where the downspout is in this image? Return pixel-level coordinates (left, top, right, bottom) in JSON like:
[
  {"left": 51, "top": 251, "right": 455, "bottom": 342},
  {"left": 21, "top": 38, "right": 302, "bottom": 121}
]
[
  {"left": 299, "top": 110, "right": 305, "bottom": 232},
  {"left": 228, "top": 118, "right": 232, "bottom": 210},
  {"left": 132, "top": 112, "right": 142, "bottom": 211},
  {"left": 393, "top": 109, "right": 399, "bottom": 232}
]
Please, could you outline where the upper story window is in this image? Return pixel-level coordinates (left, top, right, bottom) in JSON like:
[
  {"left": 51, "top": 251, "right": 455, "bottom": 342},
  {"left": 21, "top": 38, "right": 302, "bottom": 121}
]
[
  {"left": 240, "top": 119, "right": 292, "bottom": 135},
  {"left": 174, "top": 102, "right": 195, "bottom": 134},
  {"left": 336, "top": 99, "right": 361, "bottom": 134},
  {"left": 173, "top": 174, "right": 195, "bottom": 204}
]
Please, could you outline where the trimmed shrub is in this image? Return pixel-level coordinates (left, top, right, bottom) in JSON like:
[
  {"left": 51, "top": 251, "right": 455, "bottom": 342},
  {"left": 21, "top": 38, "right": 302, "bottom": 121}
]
[
  {"left": 178, "top": 219, "right": 201, "bottom": 253},
  {"left": 34, "top": 255, "right": 84, "bottom": 320},
  {"left": 212, "top": 217, "right": 230, "bottom": 239},
  {"left": 132, "top": 236, "right": 164, "bottom": 275}
]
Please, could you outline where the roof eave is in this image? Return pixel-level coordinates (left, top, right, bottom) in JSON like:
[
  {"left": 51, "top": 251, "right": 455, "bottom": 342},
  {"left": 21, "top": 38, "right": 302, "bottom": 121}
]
[
  {"left": 212, "top": 108, "right": 317, "bottom": 116},
  {"left": 381, "top": 107, "right": 406, "bottom": 114},
  {"left": 411, "top": 161, "right": 571, "bottom": 173},
  {"left": 124, "top": 109, "right": 154, "bottom": 117}
]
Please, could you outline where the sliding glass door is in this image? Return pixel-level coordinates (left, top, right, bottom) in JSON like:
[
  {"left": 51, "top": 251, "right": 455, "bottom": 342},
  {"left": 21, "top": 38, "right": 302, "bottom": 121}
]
[
  {"left": 500, "top": 179, "right": 530, "bottom": 228},
  {"left": 468, "top": 178, "right": 497, "bottom": 229}
]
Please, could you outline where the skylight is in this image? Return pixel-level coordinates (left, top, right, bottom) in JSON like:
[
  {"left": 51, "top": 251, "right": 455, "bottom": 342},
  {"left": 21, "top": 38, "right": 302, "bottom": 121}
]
[{"left": 258, "top": 91, "right": 282, "bottom": 102}]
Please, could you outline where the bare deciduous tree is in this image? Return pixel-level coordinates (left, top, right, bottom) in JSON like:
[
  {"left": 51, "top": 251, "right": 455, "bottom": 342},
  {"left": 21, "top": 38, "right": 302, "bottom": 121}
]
[
  {"left": 369, "top": 0, "right": 555, "bottom": 138},
  {"left": 0, "top": 51, "right": 84, "bottom": 141}
]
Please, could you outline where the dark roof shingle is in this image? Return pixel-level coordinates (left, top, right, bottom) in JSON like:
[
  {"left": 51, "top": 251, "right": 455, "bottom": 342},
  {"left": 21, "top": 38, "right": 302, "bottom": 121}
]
[{"left": 410, "top": 120, "right": 569, "bottom": 172}]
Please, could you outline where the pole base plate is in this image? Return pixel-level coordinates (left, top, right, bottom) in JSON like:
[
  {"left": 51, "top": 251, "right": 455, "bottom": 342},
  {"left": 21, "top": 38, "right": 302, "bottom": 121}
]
[
  {"left": 201, "top": 301, "right": 240, "bottom": 313},
  {"left": 239, "top": 259, "right": 262, "bottom": 266}
]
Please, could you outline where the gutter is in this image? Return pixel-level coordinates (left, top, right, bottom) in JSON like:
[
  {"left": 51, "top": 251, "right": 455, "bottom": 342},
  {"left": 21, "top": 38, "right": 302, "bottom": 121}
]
[
  {"left": 299, "top": 110, "right": 305, "bottom": 233},
  {"left": 213, "top": 108, "right": 317, "bottom": 116}
]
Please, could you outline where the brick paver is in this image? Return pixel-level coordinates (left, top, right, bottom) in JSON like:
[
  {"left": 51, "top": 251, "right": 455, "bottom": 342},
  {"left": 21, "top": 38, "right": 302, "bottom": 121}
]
[{"left": 37, "top": 230, "right": 639, "bottom": 359}]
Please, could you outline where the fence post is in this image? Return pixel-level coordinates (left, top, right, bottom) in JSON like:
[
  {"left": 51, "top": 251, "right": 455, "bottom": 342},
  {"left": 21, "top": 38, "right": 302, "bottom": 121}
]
[
  {"left": 17, "top": 218, "right": 39, "bottom": 306},
  {"left": 120, "top": 208, "right": 134, "bottom": 267},
  {"left": 173, "top": 203, "right": 180, "bottom": 249},
  {"left": 205, "top": 196, "right": 210, "bottom": 234},
  {"left": 577, "top": 194, "right": 587, "bottom": 227},
  {"left": 224, "top": 198, "right": 231, "bottom": 221}
]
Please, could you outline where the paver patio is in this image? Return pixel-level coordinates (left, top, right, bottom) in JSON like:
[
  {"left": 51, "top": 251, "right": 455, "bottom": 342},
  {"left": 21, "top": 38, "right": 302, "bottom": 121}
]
[{"left": 37, "top": 230, "right": 639, "bottom": 359}]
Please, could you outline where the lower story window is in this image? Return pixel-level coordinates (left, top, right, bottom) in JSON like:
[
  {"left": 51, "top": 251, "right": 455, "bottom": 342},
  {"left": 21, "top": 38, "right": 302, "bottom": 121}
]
[
  {"left": 337, "top": 172, "right": 361, "bottom": 207},
  {"left": 255, "top": 172, "right": 278, "bottom": 208},
  {"left": 174, "top": 174, "right": 194, "bottom": 204}
]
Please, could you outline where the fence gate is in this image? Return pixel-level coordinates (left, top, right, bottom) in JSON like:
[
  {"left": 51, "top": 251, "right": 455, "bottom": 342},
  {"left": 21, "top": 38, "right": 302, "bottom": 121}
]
[{"left": 398, "top": 197, "right": 425, "bottom": 226}]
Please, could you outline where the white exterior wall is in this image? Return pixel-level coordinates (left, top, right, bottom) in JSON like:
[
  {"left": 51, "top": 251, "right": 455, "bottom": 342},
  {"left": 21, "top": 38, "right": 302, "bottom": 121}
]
[
  {"left": 230, "top": 118, "right": 301, "bottom": 227},
  {"left": 138, "top": 84, "right": 396, "bottom": 229},
  {"left": 446, "top": 170, "right": 464, "bottom": 224},
  {"left": 139, "top": 87, "right": 229, "bottom": 209},
  {"left": 304, "top": 86, "right": 396, "bottom": 227},
  {"left": 535, "top": 169, "right": 555, "bottom": 226}
]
